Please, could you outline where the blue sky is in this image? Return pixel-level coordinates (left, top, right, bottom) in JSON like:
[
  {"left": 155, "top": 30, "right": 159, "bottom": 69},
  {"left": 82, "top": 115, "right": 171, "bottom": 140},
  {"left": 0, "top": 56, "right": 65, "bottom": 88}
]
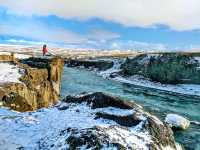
[{"left": 0, "top": 0, "right": 200, "bottom": 51}]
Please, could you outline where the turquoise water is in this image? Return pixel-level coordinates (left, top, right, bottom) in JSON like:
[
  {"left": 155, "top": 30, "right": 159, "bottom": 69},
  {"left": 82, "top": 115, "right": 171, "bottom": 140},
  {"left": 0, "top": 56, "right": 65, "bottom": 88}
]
[{"left": 61, "top": 67, "right": 200, "bottom": 150}]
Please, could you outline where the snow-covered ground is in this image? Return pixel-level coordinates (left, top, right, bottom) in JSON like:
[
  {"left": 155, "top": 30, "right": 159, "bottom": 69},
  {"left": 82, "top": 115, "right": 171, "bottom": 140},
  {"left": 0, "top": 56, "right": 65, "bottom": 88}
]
[
  {"left": 0, "top": 102, "right": 152, "bottom": 149},
  {"left": 0, "top": 63, "right": 22, "bottom": 84},
  {"left": 13, "top": 53, "right": 32, "bottom": 59}
]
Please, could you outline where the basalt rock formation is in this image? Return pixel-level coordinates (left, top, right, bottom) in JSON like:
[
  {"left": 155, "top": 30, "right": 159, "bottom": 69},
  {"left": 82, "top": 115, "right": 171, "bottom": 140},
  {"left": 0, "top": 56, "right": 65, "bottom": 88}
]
[{"left": 0, "top": 55, "right": 64, "bottom": 112}]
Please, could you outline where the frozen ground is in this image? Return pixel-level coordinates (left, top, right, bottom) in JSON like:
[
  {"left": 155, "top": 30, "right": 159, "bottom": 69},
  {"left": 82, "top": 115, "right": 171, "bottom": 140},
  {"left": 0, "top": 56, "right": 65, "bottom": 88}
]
[
  {"left": 0, "top": 102, "right": 152, "bottom": 149},
  {"left": 0, "top": 63, "right": 22, "bottom": 84}
]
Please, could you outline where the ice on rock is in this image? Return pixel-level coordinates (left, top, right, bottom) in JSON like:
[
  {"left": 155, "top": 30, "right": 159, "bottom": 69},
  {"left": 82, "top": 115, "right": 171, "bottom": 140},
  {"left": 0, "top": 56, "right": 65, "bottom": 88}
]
[{"left": 165, "top": 114, "right": 190, "bottom": 130}]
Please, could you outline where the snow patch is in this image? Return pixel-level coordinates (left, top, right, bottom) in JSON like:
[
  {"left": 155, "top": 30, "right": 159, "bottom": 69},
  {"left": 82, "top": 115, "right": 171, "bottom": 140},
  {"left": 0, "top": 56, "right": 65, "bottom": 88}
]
[
  {"left": 165, "top": 114, "right": 190, "bottom": 130},
  {"left": 14, "top": 53, "right": 32, "bottom": 59},
  {"left": 96, "top": 107, "right": 135, "bottom": 116},
  {"left": 0, "top": 63, "right": 23, "bottom": 84},
  {"left": 0, "top": 52, "right": 11, "bottom": 55}
]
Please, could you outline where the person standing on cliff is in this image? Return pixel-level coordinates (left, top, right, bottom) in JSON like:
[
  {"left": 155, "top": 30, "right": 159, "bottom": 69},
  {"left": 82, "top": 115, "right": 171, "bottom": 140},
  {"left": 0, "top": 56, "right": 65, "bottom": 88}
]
[{"left": 42, "top": 44, "right": 48, "bottom": 56}]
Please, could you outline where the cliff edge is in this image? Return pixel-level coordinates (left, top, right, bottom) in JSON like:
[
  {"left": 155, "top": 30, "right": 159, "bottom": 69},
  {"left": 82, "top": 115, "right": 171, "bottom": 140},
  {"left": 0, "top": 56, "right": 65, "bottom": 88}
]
[{"left": 0, "top": 54, "right": 64, "bottom": 112}]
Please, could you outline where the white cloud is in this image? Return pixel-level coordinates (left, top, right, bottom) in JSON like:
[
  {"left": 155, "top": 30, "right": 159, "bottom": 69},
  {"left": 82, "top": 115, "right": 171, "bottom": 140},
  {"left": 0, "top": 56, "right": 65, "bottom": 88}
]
[
  {"left": 0, "top": 20, "right": 121, "bottom": 48},
  {"left": 0, "top": 23, "right": 87, "bottom": 44},
  {"left": 0, "top": 21, "right": 120, "bottom": 45},
  {"left": 0, "top": 0, "right": 200, "bottom": 31},
  {"left": 6, "top": 39, "right": 44, "bottom": 45},
  {"left": 87, "top": 29, "right": 120, "bottom": 41}
]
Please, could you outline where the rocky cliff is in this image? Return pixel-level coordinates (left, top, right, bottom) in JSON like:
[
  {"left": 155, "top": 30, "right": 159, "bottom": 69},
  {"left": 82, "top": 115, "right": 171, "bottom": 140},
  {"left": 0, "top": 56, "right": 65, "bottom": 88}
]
[
  {"left": 0, "top": 55, "right": 64, "bottom": 112},
  {"left": 120, "top": 53, "right": 200, "bottom": 84}
]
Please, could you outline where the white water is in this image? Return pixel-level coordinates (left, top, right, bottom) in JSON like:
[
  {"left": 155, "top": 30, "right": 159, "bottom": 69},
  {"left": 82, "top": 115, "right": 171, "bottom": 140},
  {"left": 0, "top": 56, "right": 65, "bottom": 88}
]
[{"left": 98, "top": 59, "right": 122, "bottom": 78}]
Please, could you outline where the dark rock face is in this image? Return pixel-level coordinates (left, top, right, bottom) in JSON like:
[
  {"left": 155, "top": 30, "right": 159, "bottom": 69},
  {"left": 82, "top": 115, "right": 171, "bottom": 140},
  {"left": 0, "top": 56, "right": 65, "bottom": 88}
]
[
  {"left": 66, "top": 59, "right": 114, "bottom": 71},
  {"left": 0, "top": 56, "right": 64, "bottom": 112},
  {"left": 120, "top": 53, "right": 200, "bottom": 84},
  {"left": 63, "top": 92, "right": 140, "bottom": 109},
  {"left": 95, "top": 112, "right": 141, "bottom": 127},
  {"left": 20, "top": 57, "right": 51, "bottom": 69},
  {"left": 59, "top": 92, "right": 179, "bottom": 149}
]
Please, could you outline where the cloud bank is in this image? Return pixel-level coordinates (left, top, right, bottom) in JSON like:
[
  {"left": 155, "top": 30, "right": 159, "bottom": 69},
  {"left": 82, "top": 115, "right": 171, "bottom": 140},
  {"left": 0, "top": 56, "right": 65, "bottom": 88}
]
[
  {"left": 0, "top": 0, "right": 200, "bottom": 31},
  {"left": 0, "top": 17, "right": 120, "bottom": 44},
  {"left": 0, "top": 19, "right": 123, "bottom": 49}
]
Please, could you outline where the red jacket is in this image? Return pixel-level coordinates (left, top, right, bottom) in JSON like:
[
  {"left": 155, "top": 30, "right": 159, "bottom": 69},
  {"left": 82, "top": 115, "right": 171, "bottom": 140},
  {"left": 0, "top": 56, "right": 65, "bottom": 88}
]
[{"left": 43, "top": 47, "right": 48, "bottom": 53}]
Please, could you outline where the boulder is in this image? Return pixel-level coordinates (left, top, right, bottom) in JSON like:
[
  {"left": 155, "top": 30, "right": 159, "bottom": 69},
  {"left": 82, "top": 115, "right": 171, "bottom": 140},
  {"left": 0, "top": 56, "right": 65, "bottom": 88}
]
[{"left": 165, "top": 114, "right": 190, "bottom": 130}]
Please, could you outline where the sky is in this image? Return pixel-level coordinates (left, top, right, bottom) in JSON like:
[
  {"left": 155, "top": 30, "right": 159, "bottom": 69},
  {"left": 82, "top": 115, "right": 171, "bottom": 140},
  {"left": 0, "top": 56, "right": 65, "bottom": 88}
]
[{"left": 0, "top": 0, "right": 200, "bottom": 51}]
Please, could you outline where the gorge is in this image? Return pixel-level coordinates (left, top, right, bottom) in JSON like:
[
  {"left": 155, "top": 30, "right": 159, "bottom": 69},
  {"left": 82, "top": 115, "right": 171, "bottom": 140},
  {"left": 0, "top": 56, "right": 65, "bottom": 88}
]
[{"left": 0, "top": 52, "right": 200, "bottom": 149}]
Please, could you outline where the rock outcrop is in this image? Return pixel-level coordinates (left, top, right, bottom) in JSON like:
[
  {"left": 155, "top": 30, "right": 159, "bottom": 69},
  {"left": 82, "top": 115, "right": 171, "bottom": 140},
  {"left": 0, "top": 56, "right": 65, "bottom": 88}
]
[
  {"left": 39, "top": 92, "right": 180, "bottom": 150},
  {"left": 120, "top": 53, "right": 200, "bottom": 84},
  {"left": 0, "top": 55, "right": 64, "bottom": 112},
  {"left": 66, "top": 59, "right": 114, "bottom": 71}
]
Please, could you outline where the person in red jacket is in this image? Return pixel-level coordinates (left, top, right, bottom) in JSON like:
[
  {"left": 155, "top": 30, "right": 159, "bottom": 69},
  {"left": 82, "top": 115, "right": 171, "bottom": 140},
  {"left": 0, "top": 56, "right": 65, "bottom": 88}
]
[{"left": 42, "top": 44, "right": 48, "bottom": 56}]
